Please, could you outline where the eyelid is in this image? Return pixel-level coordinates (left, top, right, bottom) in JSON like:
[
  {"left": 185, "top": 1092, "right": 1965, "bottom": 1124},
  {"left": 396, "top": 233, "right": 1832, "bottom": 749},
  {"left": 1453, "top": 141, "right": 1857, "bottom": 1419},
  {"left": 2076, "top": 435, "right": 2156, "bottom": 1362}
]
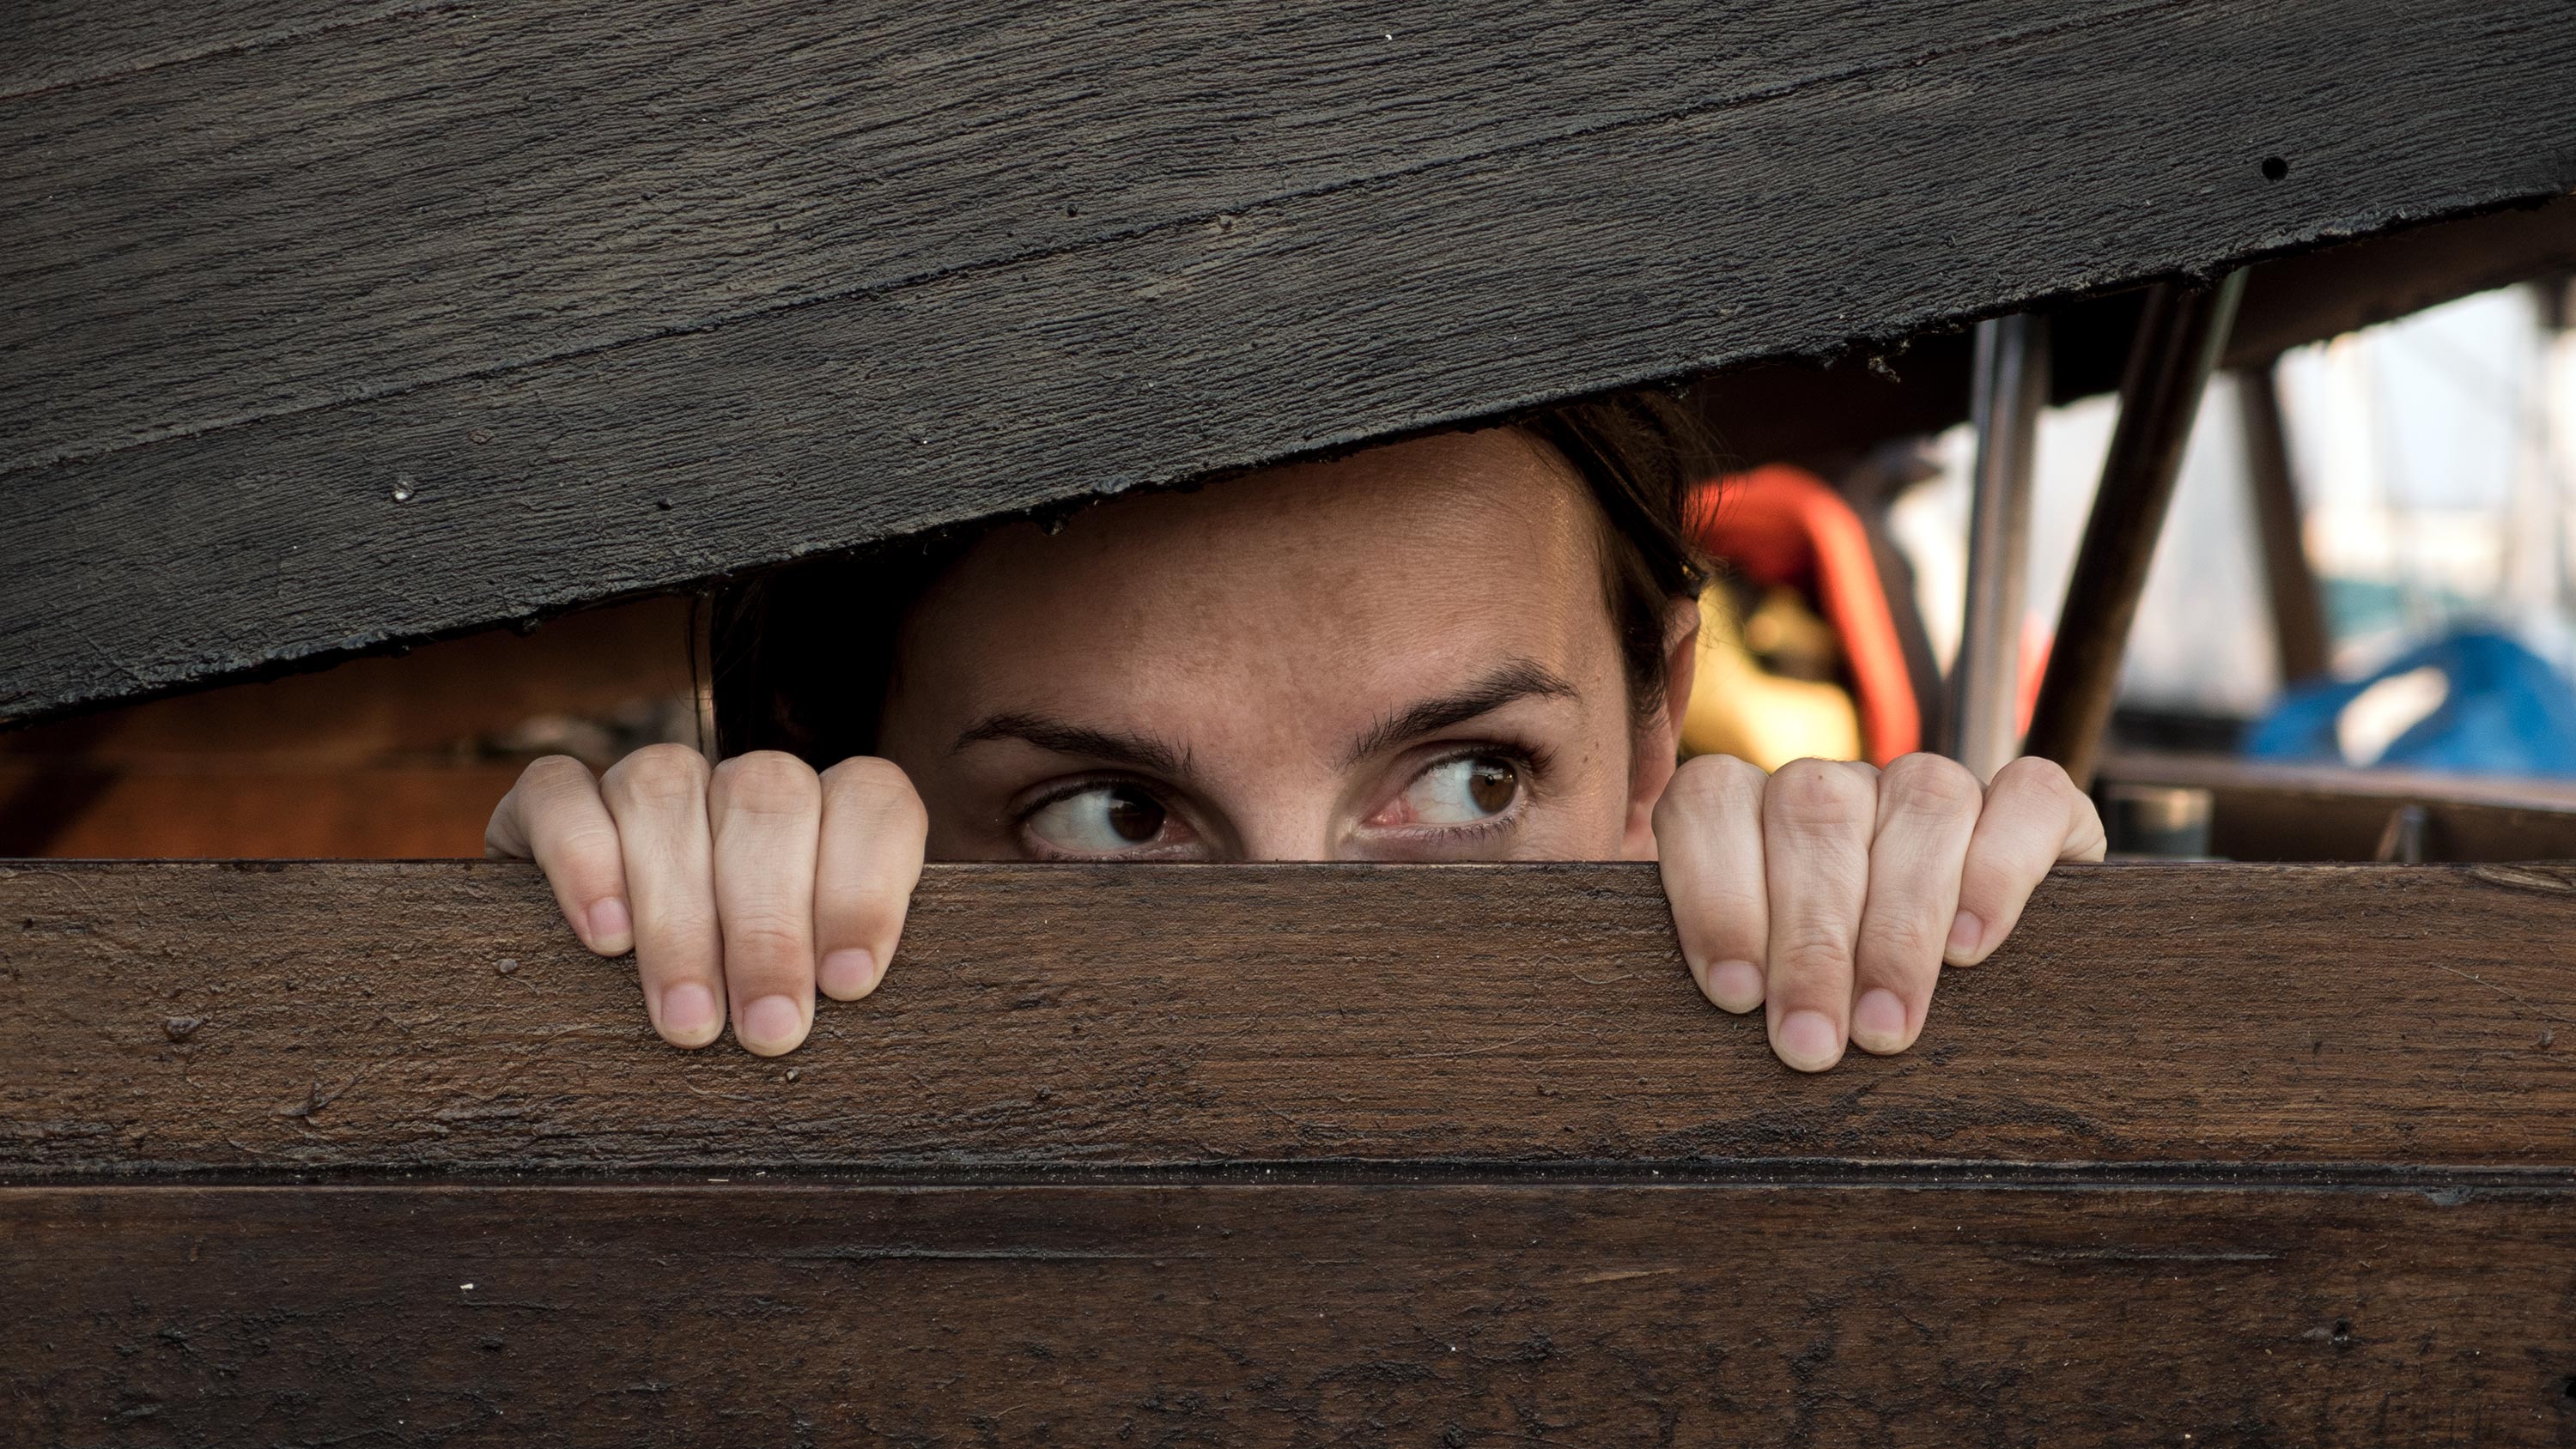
[
  {"left": 1365, "top": 741, "right": 1547, "bottom": 835},
  {"left": 1011, "top": 770, "right": 1166, "bottom": 818},
  {"left": 1010, "top": 773, "right": 1205, "bottom": 859},
  {"left": 1402, "top": 740, "right": 1552, "bottom": 792}
]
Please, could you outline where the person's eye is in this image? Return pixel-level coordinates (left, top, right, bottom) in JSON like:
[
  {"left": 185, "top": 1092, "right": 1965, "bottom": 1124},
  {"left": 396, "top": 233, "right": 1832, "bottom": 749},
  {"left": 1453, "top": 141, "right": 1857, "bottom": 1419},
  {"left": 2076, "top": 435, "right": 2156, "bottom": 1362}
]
[
  {"left": 1396, "top": 754, "right": 1523, "bottom": 827},
  {"left": 1022, "top": 782, "right": 1189, "bottom": 855}
]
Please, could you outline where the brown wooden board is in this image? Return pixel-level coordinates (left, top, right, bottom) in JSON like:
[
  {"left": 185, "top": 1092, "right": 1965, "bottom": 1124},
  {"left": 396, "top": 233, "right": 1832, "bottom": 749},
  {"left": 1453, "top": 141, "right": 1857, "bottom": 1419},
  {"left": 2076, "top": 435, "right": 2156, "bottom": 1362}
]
[
  {"left": 5, "top": 1179, "right": 2573, "bottom": 1445},
  {"left": 6, "top": 860, "right": 2574, "bottom": 1176},
  {"left": 2099, "top": 751, "right": 2576, "bottom": 864},
  {"left": 7, "top": 1, "right": 2573, "bottom": 726}
]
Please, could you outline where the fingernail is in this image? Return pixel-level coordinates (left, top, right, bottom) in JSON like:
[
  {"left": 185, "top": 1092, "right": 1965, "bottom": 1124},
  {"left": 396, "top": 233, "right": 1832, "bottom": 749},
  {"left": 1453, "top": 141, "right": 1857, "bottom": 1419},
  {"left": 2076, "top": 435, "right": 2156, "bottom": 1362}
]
[
  {"left": 1774, "top": 1009, "right": 1844, "bottom": 1072},
  {"left": 587, "top": 899, "right": 633, "bottom": 953},
  {"left": 659, "top": 982, "right": 720, "bottom": 1045},
  {"left": 819, "top": 948, "right": 878, "bottom": 999},
  {"left": 1704, "top": 959, "right": 1765, "bottom": 1013},
  {"left": 1852, "top": 989, "right": 1910, "bottom": 1053},
  {"left": 738, "top": 994, "right": 806, "bottom": 1056},
  {"left": 1946, "top": 910, "right": 1984, "bottom": 960}
]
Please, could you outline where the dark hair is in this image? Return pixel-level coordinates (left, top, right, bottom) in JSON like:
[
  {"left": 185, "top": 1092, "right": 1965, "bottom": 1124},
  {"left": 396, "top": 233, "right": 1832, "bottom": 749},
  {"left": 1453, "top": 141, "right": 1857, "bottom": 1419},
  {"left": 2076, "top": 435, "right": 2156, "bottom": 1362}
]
[{"left": 713, "top": 386, "right": 1716, "bottom": 765}]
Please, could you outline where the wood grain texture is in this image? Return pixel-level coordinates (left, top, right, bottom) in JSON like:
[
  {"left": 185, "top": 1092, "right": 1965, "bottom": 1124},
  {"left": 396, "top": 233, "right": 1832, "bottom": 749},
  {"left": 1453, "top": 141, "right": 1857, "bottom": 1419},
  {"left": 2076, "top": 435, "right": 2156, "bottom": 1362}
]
[
  {"left": 2100, "top": 751, "right": 2576, "bottom": 864},
  {"left": 0, "top": 1, "right": 447, "bottom": 100},
  {"left": 6, "top": 1, "right": 2573, "bottom": 724},
  {"left": 5, "top": 860, "right": 2573, "bottom": 1175},
  {"left": 5, "top": 1180, "right": 2573, "bottom": 1446}
]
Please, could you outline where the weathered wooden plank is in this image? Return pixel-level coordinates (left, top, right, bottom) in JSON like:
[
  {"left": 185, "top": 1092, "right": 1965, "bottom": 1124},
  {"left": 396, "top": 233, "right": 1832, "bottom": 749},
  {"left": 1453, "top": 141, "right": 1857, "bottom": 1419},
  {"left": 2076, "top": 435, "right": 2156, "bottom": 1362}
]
[
  {"left": 4, "top": 1179, "right": 2570, "bottom": 1445},
  {"left": 1, "top": 1, "right": 439, "bottom": 100},
  {"left": 5, "top": 1, "right": 2572, "bottom": 724},
  {"left": 0, "top": 0, "right": 2073, "bottom": 468},
  {"left": 4, "top": 861, "right": 2572, "bottom": 1174},
  {"left": 2099, "top": 751, "right": 2576, "bottom": 863},
  {"left": 2225, "top": 191, "right": 2576, "bottom": 364}
]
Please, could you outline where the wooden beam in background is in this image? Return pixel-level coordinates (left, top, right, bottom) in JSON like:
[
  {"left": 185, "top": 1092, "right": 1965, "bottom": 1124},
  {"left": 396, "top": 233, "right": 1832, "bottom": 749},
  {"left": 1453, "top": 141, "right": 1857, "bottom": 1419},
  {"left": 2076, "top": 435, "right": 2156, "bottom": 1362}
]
[
  {"left": 2099, "top": 750, "right": 2576, "bottom": 863},
  {"left": 5, "top": 860, "right": 2573, "bottom": 1175},
  {"left": 5, "top": 1, "right": 2573, "bottom": 725},
  {"left": 2026, "top": 276, "right": 2245, "bottom": 789},
  {"left": 2237, "top": 362, "right": 2335, "bottom": 686}
]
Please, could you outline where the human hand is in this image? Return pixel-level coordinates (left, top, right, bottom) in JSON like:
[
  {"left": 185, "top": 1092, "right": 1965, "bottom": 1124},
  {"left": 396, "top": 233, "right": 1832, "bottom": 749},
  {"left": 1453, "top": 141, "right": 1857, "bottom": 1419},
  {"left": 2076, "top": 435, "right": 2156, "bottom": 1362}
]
[
  {"left": 1652, "top": 753, "right": 2106, "bottom": 1072},
  {"left": 484, "top": 746, "right": 928, "bottom": 1055}
]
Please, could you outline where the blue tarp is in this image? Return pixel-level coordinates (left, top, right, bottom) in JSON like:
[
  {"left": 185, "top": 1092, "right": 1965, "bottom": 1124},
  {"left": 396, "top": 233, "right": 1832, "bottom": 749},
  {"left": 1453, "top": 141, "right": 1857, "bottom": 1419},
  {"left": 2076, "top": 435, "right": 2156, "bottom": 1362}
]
[{"left": 2245, "top": 628, "right": 2576, "bottom": 779}]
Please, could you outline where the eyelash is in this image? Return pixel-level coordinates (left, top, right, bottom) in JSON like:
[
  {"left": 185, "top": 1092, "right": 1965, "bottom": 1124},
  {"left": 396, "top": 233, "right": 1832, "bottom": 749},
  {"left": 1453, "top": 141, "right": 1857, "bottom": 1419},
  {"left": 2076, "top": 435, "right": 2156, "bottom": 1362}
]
[
  {"left": 1005, "top": 742, "right": 1554, "bottom": 855},
  {"left": 1013, "top": 772, "right": 1144, "bottom": 820},
  {"left": 1380, "top": 742, "right": 1553, "bottom": 841}
]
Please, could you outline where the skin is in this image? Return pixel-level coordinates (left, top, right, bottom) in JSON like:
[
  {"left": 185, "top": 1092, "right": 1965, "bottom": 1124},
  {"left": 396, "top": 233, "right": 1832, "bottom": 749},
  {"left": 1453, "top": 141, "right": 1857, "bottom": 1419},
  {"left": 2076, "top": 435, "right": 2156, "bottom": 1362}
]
[{"left": 489, "top": 426, "right": 2105, "bottom": 1070}]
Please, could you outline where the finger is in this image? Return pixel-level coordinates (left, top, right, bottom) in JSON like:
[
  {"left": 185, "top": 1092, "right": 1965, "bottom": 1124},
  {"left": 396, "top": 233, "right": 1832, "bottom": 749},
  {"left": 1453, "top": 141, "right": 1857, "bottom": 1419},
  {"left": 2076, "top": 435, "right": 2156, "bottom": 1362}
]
[
  {"left": 1651, "top": 754, "right": 1771, "bottom": 1013},
  {"left": 1849, "top": 754, "right": 1983, "bottom": 1055},
  {"left": 485, "top": 756, "right": 634, "bottom": 956},
  {"left": 708, "top": 750, "right": 824, "bottom": 1057},
  {"left": 599, "top": 743, "right": 726, "bottom": 1049},
  {"left": 1947, "top": 755, "right": 2109, "bottom": 967},
  {"left": 1760, "top": 758, "right": 1879, "bottom": 1072},
  {"left": 813, "top": 757, "right": 930, "bottom": 1001}
]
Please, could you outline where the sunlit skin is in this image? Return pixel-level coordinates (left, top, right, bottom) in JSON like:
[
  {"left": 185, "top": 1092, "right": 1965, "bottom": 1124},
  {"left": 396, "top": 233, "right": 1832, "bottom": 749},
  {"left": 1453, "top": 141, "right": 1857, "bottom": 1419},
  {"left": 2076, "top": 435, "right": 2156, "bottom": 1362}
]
[
  {"left": 882, "top": 429, "right": 1660, "bottom": 864},
  {"left": 489, "top": 427, "right": 2105, "bottom": 1071}
]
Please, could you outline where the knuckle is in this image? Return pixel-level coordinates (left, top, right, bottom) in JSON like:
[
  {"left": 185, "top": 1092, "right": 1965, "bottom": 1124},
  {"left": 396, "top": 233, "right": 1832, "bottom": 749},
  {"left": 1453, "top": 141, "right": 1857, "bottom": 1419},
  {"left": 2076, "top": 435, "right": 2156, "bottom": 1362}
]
[
  {"left": 1771, "top": 918, "right": 1857, "bottom": 973},
  {"left": 642, "top": 909, "right": 723, "bottom": 961},
  {"left": 2067, "top": 799, "right": 2110, "bottom": 860},
  {"left": 605, "top": 743, "right": 713, "bottom": 809},
  {"left": 1880, "top": 753, "right": 1983, "bottom": 815},
  {"left": 1857, "top": 913, "right": 1944, "bottom": 967},
  {"left": 725, "top": 916, "right": 813, "bottom": 970},
  {"left": 1766, "top": 758, "right": 1874, "bottom": 829},
  {"left": 822, "top": 756, "right": 929, "bottom": 831},
  {"left": 1656, "top": 752, "right": 1763, "bottom": 825},
  {"left": 1991, "top": 755, "right": 2075, "bottom": 801},
  {"left": 712, "top": 749, "right": 820, "bottom": 814},
  {"left": 519, "top": 754, "right": 595, "bottom": 797},
  {"left": 550, "top": 819, "right": 624, "bottom": 866}
]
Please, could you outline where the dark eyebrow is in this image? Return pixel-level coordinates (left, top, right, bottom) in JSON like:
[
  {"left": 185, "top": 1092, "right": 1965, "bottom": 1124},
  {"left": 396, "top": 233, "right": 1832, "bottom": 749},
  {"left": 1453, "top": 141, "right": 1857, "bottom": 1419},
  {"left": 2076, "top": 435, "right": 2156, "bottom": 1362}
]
[
  {"left": 1340, "top": 660, "right": 1582, "bottom": 767},
  {"left": 952, "top": 712, "right": 1190, "bottom": 778}
]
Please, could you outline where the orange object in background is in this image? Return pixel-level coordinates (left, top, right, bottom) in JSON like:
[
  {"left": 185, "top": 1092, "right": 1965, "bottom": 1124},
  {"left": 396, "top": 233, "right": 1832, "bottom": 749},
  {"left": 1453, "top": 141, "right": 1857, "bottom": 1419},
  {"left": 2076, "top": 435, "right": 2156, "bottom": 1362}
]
[{"left": 1687, "top": 464, "right": 1922, "bottom": 765}]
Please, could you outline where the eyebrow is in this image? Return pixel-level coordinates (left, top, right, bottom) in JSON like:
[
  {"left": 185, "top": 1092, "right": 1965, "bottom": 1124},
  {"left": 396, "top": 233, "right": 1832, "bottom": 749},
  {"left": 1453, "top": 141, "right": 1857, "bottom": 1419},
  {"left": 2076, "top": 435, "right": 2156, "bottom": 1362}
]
[
  {"left": 951, "top": 712, "right": 1191, "bottom": 777},
  {"left": 1339, "top": 659, "right": 1582, "bottom": 768},
  {"left": 949, "top": 659, "right": 1579, "bottom": 779}
]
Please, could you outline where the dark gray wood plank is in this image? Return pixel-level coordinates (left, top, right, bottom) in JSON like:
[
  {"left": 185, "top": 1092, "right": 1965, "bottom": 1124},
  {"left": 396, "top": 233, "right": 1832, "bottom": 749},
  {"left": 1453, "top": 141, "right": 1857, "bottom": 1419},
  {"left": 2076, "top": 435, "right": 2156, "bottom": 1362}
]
[
  {"left": 3, "top": 1, "right": 2572, "bottom": 724},
  {"left": 4, "top": 860, "right": 2573, "bottom": 1174},
  {"left": 5, "top": 1180, "right": 2571, "bottom": 1445},
  {"left": 0, "top": 2, "right": 446, "bottom": 100},
  {"left": 1, "top": 0, "right": 2074, "bottom": 470}
]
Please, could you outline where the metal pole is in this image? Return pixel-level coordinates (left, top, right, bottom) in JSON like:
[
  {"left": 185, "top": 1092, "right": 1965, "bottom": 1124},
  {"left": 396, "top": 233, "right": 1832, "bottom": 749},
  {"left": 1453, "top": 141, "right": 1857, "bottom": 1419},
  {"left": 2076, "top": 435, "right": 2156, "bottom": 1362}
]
[
  {"left": 1947, "top": 313, "right": 2051, "bottom": 781},
  {"left": 2025, "top": 272, "right": 2246, "bottom": 790}
]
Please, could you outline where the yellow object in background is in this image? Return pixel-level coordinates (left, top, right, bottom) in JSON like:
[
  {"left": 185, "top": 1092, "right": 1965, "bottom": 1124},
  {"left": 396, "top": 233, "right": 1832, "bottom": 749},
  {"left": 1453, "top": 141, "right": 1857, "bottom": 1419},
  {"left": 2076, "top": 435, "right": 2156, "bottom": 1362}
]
[{"left": 1681, "top": 585, "right": 1862, "bottom": 770}]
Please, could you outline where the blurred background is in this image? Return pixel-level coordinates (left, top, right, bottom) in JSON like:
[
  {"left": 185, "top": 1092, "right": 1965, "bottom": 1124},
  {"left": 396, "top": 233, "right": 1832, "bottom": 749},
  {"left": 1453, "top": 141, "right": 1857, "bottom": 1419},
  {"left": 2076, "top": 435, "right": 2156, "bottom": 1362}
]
[
  {"left": 7, "top": 267, "right": 2574, "bottom": 861},
  {"left": 1899, "top": 282, "right": 2576, "bottom": 728}
]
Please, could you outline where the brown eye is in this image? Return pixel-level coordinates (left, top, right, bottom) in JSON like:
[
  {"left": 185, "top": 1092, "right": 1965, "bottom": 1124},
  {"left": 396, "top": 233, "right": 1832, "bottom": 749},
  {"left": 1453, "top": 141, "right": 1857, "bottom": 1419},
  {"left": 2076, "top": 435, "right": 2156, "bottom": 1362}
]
[
  {"left": 1025, "top": 783, "right": 1178, "bottom": 854},
  {"left": 1104, "top": 787, "right": 1165, "bottom": 843},
  {"left": 1397, "top": 754, "right": 1523, "bottom": 826}
]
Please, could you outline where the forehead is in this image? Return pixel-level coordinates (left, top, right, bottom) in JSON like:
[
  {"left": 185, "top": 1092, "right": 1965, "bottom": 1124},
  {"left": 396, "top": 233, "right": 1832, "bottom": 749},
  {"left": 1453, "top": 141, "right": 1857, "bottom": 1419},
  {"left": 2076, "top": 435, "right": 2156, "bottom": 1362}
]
[{"left": 884, "top": 426, "right": 1625, "bottom": 746}]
